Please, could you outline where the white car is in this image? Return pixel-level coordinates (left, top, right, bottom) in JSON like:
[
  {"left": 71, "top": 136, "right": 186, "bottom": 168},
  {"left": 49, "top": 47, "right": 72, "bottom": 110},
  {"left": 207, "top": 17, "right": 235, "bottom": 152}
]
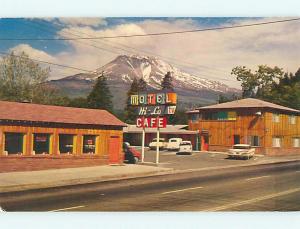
[
  {"left": 177, "top": 141, "right": 193, "bottom": 155},
  {"left": 228, "top": 144, "right": 255, "bottom": 160},
  {"left": 166, "top": 138, "right": 183, "bottom": 151},
  {"left": 149, "top": 138, "right": 167, "bottom": 150}
]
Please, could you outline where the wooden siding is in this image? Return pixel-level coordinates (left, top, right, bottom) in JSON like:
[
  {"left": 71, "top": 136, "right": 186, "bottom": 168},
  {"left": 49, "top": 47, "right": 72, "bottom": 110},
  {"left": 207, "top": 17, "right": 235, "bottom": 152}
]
[
  {"left": 188, "top": 108, "right": 300, "bottom": 155},
  {"left": 264, "top": 112, "right": 300, "bottom": 154},
  {"left": 0, "top": 124, "right": 123, "bottom": 160}
]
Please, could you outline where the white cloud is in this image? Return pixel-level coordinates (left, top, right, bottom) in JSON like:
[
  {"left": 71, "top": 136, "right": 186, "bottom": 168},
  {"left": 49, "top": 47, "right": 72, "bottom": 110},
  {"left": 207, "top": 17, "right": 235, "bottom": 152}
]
[
  {"left": 9, "top": 44, "right": 56, "bottom": 62},
  {"left": 8, "top": 18, "right": 300, "bottom": 87},
  {"left": 8, "top": 44, "right": 81, "bottom": 79}
]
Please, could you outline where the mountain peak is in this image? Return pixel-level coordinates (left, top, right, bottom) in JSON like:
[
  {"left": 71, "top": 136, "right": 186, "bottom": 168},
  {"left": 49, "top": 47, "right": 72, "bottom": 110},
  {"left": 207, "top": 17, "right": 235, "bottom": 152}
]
[
  {"left": 50, "top": 54, "right": 240, "bottom": 109},
  {"left": 93, "top": 54, "right": 237, "bottom": 93}
]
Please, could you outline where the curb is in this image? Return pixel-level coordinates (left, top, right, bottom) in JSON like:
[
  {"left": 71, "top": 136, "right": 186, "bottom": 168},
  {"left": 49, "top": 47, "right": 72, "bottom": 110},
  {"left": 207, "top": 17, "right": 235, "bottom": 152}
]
[
  {"left": 1, "top": 158, "right": 299, "bottom": 194},
  {"left": 206, "top": 151, "right": 265, "bottom": 157},
  {"left": 0, "top": 167, "right": 173, "bottom": 193}
]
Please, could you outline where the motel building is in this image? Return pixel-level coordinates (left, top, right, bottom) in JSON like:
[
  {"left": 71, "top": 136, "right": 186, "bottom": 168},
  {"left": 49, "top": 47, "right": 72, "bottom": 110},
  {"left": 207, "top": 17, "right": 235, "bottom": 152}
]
[
  {"left": 0, "top": 101, "right": 126, "bottom": 170},
  {"left": 187, "top": 98, "right": 300, "bottom": 156}
]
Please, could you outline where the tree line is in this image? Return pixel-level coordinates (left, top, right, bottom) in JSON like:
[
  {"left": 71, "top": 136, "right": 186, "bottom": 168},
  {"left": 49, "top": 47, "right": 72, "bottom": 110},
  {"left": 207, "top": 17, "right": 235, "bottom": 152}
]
[
  {"left": 0, "top": 52, "right": 186, "bottom": 124},
  {"left": 220, "top": 65, "right": 300, "bottom": 110},
  {"left": 1, "top": 51, "right": 299, "bottom": 124}
]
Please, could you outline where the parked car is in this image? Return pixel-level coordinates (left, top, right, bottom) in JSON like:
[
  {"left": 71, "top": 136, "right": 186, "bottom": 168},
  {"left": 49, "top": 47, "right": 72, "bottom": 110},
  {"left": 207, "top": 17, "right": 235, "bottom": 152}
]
[
  {"left": 123, "top": 142, "right": 141, "bottom": 164},
  {"left": 176, "top": 141, "right": 193, "bottom": 155},
  {"left": 228, "top": 144, "right": 255, "bottom": 160},
  {"left": 149, "top": 138, "right": 167, "bottom": 150},
  {"left": 166, "top": 138, "right": 183, "bottom": 151}
]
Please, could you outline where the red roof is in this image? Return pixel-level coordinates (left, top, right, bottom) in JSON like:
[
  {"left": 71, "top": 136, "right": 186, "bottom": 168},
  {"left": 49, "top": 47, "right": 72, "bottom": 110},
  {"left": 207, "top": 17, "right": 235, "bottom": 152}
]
[{"left": 0, "top": 101, "right": 126, "bottom": 127}]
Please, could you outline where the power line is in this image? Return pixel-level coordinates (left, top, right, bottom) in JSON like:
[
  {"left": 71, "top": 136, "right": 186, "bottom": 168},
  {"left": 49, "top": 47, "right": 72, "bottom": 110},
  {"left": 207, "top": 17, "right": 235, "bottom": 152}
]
[
  {"left": 0, "top": 18, "right": 299, "bottom": 41},
  {"left": 61, "top": 27, "right": 235, "bottom": 81},
  {"left": 18, "top": 19, "right": 122, "bottom": 56},
  {"left": 19, "top": 19, "right": 234, "bottom": 82},
  {"left": 0, "top": 51, "right": 96, "bottom": 74},
  {"left": 26, "top": 19, "right": 235, "bottom": 81}
]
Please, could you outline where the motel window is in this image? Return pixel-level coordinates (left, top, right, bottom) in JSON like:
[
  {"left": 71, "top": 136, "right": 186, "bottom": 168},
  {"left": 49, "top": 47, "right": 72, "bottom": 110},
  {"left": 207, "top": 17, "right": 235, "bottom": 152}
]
[
  {"left": 203, "top": 112, "right": 219, "bottom": 120},
  {"left": 203, "top": 111, "right": 237, "bottom": 121},
  {"left": 33, "top": 133, "right": 51, "bottom": 154},
  {"left": 59, "top": 134, "right": 75, "bottom": 154},
  {"left": 227, "top": 111, "right": 237, "bottom": 120},
  {"left": 190, "top": 113, "right": 200, "bottom": 123},
  {"left": 272, "top": 113, "right": 280, "bottom": 123},
  {"left": 203, "top": 113, "right": 214, "bottom": 120},
  {"left": 289, "top": 115, "right": 296, "bottom": 124},
  {"left": 272, "top": 136, "right": 282, "bottom": 147},
  {"left": 293, "top": 138, "right": 300, "bottom": 147},
  {"left": 4, "top": 133, "right": 24, "bottom": 155},
  {"left": 248, "top": 136, "right": 260, "bottom": 147},
  {"left": 83, "top": 135, "right": 96, "bottom": 154},
  {"left": 217, "top": 111, "right": 228, "bottom": 120}
]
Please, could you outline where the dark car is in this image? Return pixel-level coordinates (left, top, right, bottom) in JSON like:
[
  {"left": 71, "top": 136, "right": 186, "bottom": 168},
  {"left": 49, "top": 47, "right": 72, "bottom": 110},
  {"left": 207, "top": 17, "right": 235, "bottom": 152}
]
[{"left": 123, "top": 142, "right": 141, "bottom": 164}]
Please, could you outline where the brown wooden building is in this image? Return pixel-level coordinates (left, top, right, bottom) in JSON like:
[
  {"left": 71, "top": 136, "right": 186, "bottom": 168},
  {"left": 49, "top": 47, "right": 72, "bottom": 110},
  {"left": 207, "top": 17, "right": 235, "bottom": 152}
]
[
  {"left": 187, "top": 98, "right": 300, "bottom": 156},
  {"left": 0, "top": 101, "right": 126, "bottom": 169}
]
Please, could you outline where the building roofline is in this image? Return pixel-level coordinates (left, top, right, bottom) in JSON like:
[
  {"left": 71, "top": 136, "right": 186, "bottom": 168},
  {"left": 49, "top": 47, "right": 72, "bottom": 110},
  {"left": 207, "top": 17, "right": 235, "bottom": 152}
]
[
  {"left": 189, "top": 98, "right": 300, "bottom": 114},
  {"left": 0, "top": 100, "right": 126, "bottom": 127}
]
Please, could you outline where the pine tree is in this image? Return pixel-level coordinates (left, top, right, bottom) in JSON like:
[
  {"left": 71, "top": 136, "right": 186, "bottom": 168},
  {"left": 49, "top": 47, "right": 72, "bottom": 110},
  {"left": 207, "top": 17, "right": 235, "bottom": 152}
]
[
  {"left": 161, "top": 71, "right": 174, "bottom": 91},
  {"left": 87, "top": 72, "right": 113, "bottom": 112},
  {"left": 124, "top": 78, "right": 139, "bottom": 123},
  {"left": 138, "top": 77, "right": 147, "bottom": 92}
]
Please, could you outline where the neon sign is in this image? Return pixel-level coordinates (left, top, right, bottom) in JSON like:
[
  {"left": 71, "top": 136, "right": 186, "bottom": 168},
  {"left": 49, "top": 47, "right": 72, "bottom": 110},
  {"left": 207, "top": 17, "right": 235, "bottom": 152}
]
[
  {"left": 136, "top": 117, "right": 167, "bottom": 128},
  {"left": 130, "top": 92, "right": 177, "bottom": 106},
  {"left": 131, "top": 91, "right": 177, "bottom": 128}
]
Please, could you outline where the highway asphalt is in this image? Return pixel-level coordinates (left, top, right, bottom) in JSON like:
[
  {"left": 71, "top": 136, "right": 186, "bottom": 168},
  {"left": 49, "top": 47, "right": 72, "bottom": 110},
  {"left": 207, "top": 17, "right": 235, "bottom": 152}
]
[{"left": 1, "top": 160, "right": 300, "bottom": 211}]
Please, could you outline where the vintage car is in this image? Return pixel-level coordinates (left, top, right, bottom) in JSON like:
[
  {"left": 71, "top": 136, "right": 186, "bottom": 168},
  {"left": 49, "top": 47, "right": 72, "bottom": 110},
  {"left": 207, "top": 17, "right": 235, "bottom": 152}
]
[
  {"left": 149, "top": 138, "right": 167, "bottom": 150},
  {"left": 228, "top": 144, "right": 255, "bottom": 160},
  {"left": 123, "top": 142, "right": 141, "bottom": 164},
  {"left": 176, "top": 141, "right": 193, "bottom": 155},
  {"left": 166, "top": 138, "right": 183, "bottom": 151}
]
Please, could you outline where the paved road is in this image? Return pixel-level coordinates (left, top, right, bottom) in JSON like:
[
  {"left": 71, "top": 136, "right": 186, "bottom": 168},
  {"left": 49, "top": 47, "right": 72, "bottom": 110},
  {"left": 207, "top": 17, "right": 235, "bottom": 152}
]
[
  {"left": 143, "top": 150, "right": 258, "bottom": 170},
  {"left": 1, "top": 161, "right": 300, "bottom": 211},
  {"left": 141, "top": 149, "right": 300, "bottom": 170}
]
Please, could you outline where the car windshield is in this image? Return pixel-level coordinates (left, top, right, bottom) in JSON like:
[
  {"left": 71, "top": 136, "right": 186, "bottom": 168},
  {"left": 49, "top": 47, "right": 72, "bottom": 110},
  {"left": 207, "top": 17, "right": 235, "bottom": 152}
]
[
  {"left": 233, "top": 145, "right": 250, "bottom": 149},
  {"left": 180, "top": 142, "right": 191, "bottom": 145},
  {"left": 170, "top": 140, "right": 177, "bottom": 142}
]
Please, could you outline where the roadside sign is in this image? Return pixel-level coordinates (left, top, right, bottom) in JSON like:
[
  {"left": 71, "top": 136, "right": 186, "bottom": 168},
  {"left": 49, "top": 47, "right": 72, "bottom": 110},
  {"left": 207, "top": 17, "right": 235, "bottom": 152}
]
[
  {"left": 130, "top": 90, "right": 177, "bottom": 164},
  {"left": 137, "top": 105, "right": 176, "bottom": 116},
  {"left": 136, "top": 117, "right": 167, "bottom": 128},
  {"left": 130, "top": 92, "right": 177, "bottom": 106}
]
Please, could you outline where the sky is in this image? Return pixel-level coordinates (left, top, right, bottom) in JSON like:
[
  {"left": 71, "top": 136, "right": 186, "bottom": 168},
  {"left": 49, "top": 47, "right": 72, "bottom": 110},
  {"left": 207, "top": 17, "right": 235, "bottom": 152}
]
[
  {"left": 0, "top": 17, "right": 299, "bottom": 88},
  {"left": 0, "top": 2, "right": 300, "bottom": 227}
]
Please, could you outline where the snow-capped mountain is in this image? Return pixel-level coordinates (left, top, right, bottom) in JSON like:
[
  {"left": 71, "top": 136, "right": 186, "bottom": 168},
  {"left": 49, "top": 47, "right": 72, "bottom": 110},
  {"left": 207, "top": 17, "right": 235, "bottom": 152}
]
[
  {"left": 50, "top": 55, "right": 240, "bottom": 109},
  {"left": 66, "top": 54, "right": 237, "bottom": 92}
]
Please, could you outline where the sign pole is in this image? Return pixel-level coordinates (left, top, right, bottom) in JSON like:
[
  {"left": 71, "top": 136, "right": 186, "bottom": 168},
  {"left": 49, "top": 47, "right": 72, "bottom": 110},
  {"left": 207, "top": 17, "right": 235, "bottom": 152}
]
[
  {"left": 141, "top": 117, "right": 145, "bottom": 163},
  {"left": 156, "top": 116, "right": 160, "bottom": 165},
  {"left": 132, "top": 91, "right": 177, "bottom": 166}
]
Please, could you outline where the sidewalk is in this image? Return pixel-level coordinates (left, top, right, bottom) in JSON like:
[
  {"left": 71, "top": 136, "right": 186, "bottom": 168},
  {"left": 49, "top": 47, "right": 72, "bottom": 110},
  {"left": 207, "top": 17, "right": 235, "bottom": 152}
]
[
  {"left": 0, "top": 164, "right": 173, "bottom": 193},
  {"left": 0, "top": 153, "right": 299, "bottom": 194}
]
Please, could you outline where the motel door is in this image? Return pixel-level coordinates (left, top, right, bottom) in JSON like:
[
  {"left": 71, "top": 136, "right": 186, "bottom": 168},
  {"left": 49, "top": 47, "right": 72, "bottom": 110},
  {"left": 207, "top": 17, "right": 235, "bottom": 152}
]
[
  {"left": 108, "top": 136, "right": 121, "bottom": 164},
  {"left": 201, "top": 135, "right": 209, "bottom": 151}
]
